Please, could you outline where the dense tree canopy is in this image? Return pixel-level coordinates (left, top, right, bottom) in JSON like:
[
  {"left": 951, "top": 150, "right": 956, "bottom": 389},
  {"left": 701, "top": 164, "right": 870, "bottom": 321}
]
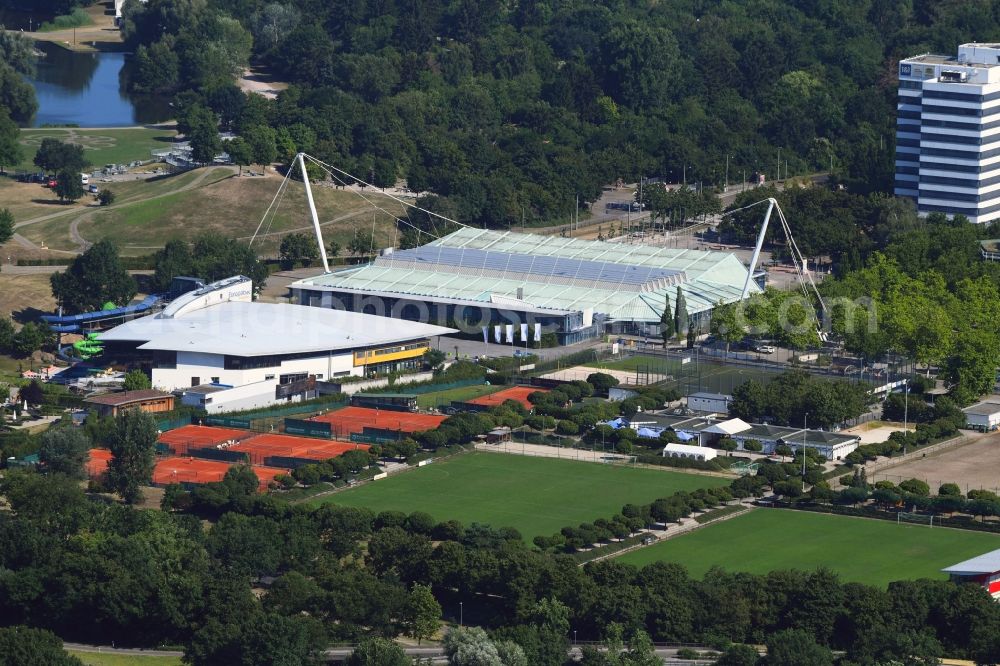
[
  {"left": 731, "top": 370, "right": 869, "bottom": 429},
  {"left": 50, "top": 240, "right": 137, "bottom": 314},
  {"left": 150, "top": 232, "right": 269, "bottom": 295},
  {"left": 111, "top": 0, "right": 992, "bottom": 228}
]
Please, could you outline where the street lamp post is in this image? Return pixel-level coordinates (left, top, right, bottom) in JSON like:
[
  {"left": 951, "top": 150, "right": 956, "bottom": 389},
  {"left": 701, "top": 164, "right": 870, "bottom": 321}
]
[
  {"left": 725, "top": 155, "right": 730, "bottom": 192},
  {"left": 903, "top": 382, "right": 909, "bottom": 455},
  {"left": 802, "top": 413, "right": 808, "bottom": 478},
  {"left": 459, "top": 602, "right": 463, "bottom": 627}
]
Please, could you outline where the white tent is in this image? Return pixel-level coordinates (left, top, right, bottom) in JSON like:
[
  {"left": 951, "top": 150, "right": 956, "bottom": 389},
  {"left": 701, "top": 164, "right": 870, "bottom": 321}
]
[
  {"left": 702, "top": 418, "right": 752, "bottom": 436},
  {"left": 662, "top": 443, "right": 717, "bottom": 461}
]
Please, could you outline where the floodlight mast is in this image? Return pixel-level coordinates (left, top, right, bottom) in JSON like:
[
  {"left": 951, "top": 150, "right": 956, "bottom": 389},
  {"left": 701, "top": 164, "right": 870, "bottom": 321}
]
[
  {"left": 740, "top": 197, "right": 776, "bottom": 299},
  {"left": 298, "top": 152, "right": 331, "bottom": 273}
]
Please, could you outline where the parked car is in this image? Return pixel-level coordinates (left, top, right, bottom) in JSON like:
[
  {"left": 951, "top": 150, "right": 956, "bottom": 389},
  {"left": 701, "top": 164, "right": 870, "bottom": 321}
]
[{"left": 754, "top": 344, "right": 776, "bottom": 354}]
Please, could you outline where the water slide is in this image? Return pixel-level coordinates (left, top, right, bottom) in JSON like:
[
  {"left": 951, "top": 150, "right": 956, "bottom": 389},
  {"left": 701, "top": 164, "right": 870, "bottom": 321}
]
[{"left": 42, "top": 294, "right": 161, "bottom": 333}]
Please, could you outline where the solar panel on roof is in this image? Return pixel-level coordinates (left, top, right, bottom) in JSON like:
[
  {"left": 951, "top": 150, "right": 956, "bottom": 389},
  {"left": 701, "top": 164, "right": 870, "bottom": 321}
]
[{"left": 388, "top": 247, "right": 682, "bottom": 286}]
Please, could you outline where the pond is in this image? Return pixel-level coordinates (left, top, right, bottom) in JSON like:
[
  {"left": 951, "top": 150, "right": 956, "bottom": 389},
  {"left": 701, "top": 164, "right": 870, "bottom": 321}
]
[{"left": 27, "top": 41, "right": 172, "bottom": 127}]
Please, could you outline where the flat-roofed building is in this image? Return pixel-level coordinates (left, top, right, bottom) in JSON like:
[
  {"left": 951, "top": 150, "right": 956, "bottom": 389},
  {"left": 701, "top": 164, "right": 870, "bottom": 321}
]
[
  {"left": 290, "top": 228, "right": 761, "bottom": 345},
  {"left": 962, "top": 399, "right": 1000, "bottom": 431},
  {"left": 896, "top": 44, "right": 1000, "bottom": 223},
  {"left": 687, "top": 391, "right": 732, "bottom": 414},
  {"left": 943, "top": 548, "right": 1000, "bottom": 599},
  {"left": 101, "top": 276, "right": 454, "bottom": 410},
  {"left": 635, "top": 414, "right": 861, "bottom": 460}
]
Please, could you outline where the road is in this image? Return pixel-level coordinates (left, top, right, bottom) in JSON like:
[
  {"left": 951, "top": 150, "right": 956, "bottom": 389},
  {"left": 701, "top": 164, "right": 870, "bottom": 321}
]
[{"left": 63, "top": 641, "right": 720, "bottom": 664}]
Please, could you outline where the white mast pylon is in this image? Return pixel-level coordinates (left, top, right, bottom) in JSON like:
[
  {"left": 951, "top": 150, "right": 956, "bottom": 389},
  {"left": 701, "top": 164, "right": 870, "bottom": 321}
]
[
  {"left": 298, "top": 152, "right": 330, "bottom": 273},
  {"left": 740, "top": 197, "right": 776, "bottom": 299}
]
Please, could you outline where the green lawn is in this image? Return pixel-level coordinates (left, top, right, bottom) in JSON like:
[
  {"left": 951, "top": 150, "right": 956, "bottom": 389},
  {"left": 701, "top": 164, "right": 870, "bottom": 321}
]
[
  {"left": 76, "top": 173, "right": 400, "bottom": 255},
  {"left": 67, "top": 651, "right": 182, "bottom": 666},
  {"left": 415, "top": 384, "right": 504, "bottom": 409},
  {"left": 314, "top": 452, "right": 725, "bottom": 540},
  {"left": 618, "top": 509, "right": 1000, "bottom": 587},
  {"left": 17, "top": 128, "right": 178, "bottom": 172}
]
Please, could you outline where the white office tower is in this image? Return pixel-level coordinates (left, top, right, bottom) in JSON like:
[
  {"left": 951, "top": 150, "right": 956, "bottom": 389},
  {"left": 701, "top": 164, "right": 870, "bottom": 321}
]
[{"left": 896, "top": 44, "right": 1000, "bottom": 223}]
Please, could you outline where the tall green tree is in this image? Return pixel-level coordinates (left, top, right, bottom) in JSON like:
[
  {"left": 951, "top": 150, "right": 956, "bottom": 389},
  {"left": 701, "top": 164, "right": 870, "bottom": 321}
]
[
  {"left": 50, "top": 239, "right": 137, "bottom": 314},
  {"left": 279, "top": 232, "right": 320, "bottom": 269},
  {"left": 12, "top": 321, "right": 49, "bottom": 356},
  {"left": 404, "top": 583, "right": 441, "bottom": 644},
  {"left": 660, "top": 291, "right": 674, "bottom": 347},
  {"left": 0, "top": 61, "right": 37, "bottom": 123},
  {"left": 38, "top": 427, "right": 91, "bottom": 479},
  {"left": 33, "top": 139, "right": 86, "bottom": 173},
  {"left": 766, "top": 629, "right": 834, "bottom": 666},
  {"left": 227, "top": 136, "right": 253, "bottom": 175},
  {"left": 53, "top": 169, "right": 84, "bottom": 203},
  {"left": 151, "top": 239, "right": 194, "bottom": 292},
  {"left": 106, "top": 409, "right": 158, "bottom": 504},
  {"left": 244, "top": 124, "right": 278, "bottom": 170},
  {"left": 348, "top": 228, "right": 375, "bottom": 256},
  {"left": 0, "top": 108, "right": 21, "bottom": 174},
  {"left": 0, "top": 208, "right": 13, "bottom": 245},
  {"left": 674, "top": 286, "right": 688, "bottom": 338},
  {"left": 0, "top": 28, "right": 36, "bottom": 76},
  {"left": 123, "top": 369, "right": 151, "bottom": 391}
]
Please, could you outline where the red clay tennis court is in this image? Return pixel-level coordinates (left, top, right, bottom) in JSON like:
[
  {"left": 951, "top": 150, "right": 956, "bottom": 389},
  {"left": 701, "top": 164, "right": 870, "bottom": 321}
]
[
  {"left": 230, "top": 434, "right": 370, "bottom": 466},
  {"left": 86, "top": 449, "right": 287, "bottom": 491},
  {"left": 158, "top": 425, "right": 252, "bottom": 455},
  {"left": 85, "top": 448, "right": 113, "bottom": 478},
  {"left": 465, "top": 386, "right": 547, "bottom": 410},
  {"left": 308, "top": 406, "right": 446, "bottom": 437},
  {"left": 152, "top": 457, "right": 289, "bottom": 491}
]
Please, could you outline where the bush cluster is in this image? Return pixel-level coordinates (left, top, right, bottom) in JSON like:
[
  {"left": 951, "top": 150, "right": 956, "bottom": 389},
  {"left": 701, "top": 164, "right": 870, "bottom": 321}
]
[{"left": 533, "top": 486, "right": 733, "bottom": 553}]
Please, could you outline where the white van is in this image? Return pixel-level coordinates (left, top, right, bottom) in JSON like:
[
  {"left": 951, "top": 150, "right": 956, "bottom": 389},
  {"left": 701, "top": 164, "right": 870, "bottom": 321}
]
[{"left": 80, "top": 173, "right": 89, "bottom": 185}]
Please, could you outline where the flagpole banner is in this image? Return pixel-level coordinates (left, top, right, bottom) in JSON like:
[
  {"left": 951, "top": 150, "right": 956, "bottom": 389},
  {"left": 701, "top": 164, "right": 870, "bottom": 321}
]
[
  {"left": 482, "top": 327, "right": 488, "bottom": 344},
  {"left": 520, "top": 323, "right": 528, "bottom": 342},
  {"left": 534, "top": 323, "right": 542, "bottom": 342},
  {"left": 505, "top": 324, "right": 514, "bottom": 343},
  {"left": 494, "top": 325, "right": 502, "bottom": 343}
]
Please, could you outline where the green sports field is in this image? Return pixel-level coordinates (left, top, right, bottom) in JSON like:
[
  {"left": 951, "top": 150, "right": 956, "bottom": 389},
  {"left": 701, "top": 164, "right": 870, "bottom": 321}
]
[
  {"left": 415, "top": 384, "right": 504, "bottom": 409},
  {"left": 587, "top": 355, "right": 785, "bottom": 395},
  {"left": 67, "top": 651, "right": 182, "bottom": 666},
  {"left": 313, "top": 452, "right": 726, "bottom": 540},
  {"left": 17, "top": 127, "right": 178, "bottom": 172},
  {"left": 618, "top": 509, "right": 1000, "bottom": 587}
]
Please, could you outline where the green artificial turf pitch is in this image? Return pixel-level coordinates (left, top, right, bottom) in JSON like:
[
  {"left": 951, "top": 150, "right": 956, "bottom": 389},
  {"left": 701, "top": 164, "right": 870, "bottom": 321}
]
[
  {"left": 586, "top": 355, "right": 785, "bottom": 395},
  {"left": 313, "top": 452, "right": 725, "bottom": 541},
  {"left": 618, "top": 509, "right": 1000, "bottom": 587}
]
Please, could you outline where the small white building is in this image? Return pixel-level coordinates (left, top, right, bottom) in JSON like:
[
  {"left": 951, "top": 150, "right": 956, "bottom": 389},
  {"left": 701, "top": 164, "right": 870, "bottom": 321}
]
[
  {"left": 608, "top": 386, "right": 639, "bottom": 402},
  {"left": 962, "top": 400, "right": 1000, "bottom": 431},
  {"left": 101, "top": 276, "right": 454, "bottom": 410},
  {"left": 687, "top": 391, "right": 732, "bottom": 414},
  {"left": 662, "top": 442, "right": 717, "bottom": 462}
]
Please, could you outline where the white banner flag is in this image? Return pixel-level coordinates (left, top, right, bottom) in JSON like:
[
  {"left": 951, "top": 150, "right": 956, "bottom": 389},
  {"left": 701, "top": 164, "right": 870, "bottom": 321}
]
[
  {"left": 494, "top": 325, "right": 502, "bottom": 344},
  {"left": 505, "top": 324, "right": 514, "bottom": 343},
  {"left": 482, "top": 327, "right": 488, "bottom": 344},
  {"left": 534, "top": 323, "right": 542, "bottom": 342},
  {"left": 520, "top": 323, "right": 528, "bottom": 342}
]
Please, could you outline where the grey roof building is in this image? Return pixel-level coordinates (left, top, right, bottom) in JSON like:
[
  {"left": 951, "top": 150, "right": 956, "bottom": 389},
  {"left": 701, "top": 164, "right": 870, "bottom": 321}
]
[{"left": 289, "top": 228, "right": 761, "bottom": 344}]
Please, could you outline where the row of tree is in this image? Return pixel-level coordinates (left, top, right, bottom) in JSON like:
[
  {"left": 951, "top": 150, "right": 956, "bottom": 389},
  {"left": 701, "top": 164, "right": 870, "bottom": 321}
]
[{"left": 533, "top": 486, "right": 734, "bottom": 554}]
